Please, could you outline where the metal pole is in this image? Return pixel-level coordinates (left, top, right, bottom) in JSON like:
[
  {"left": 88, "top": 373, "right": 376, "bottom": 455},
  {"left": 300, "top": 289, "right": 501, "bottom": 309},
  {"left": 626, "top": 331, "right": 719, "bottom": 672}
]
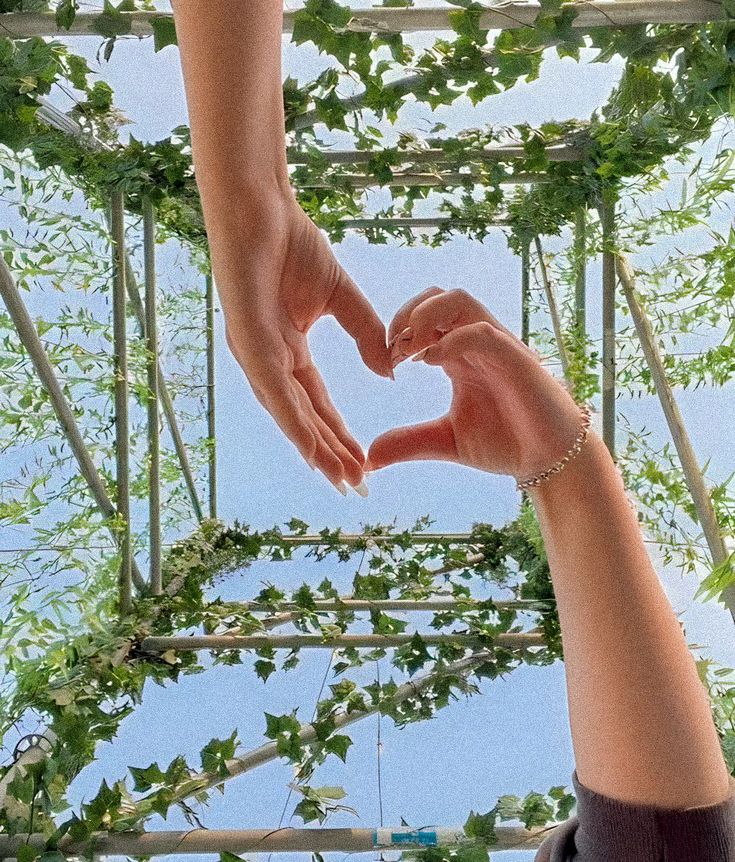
[
  {"left": 534, "top": 236, "right": 571, "bottom": 379},
  {"left": 143, "top": 199, "right": 162, "bottom": 595},
  {"left": 223, "top": 597, "right": 554, "bottom": 613},
  {"left": 141, "top": 632, "right": 544, "bottom": 652},
  {"left": 205, "top": 273, "right": 217, "bottom": 519},
  {"left": 126, "top": 648, "right": 524, "bottom": 821},
  {"left": 0, "top": 253, "right": 147, "bottom": 591},
  {"left": 0, "top": 824, "right": 551, "bottom": 856},
  {"left": 616, "top": 255, "right": 735, "bottom": 619},
  {"left": 121, "top": 253, "right": 204, "bottom": 522},
  {"left": 111, "top": 191, "right": 132, "bottom": 614},
  {"left": 574, "top": 207, "right": 587, "bottom": 349},
  {"left": 600, "top": 199, "right": 616, "bottom": 456},
  {"left": 521, "top": 238, "right": 530, "bottom": 345},
  {"left": 0, "top": 2, "right": 723, "bottom": 38}
]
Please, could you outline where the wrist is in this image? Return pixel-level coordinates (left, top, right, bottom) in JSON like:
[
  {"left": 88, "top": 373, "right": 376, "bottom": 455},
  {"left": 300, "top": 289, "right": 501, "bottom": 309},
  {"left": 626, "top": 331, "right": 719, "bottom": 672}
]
[
  {"left": 198, "top": 172, "right": 296, "bottom": 232},
  {"left": 527, "top": 432, "right": 618, "bottom": 506}
]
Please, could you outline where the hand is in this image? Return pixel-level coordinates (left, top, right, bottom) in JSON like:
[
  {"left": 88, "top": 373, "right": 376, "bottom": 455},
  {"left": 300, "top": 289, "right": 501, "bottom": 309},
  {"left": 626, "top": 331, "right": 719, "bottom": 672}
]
[
  {"left": 365, "top": 287, "right": 587, "bottom": 480},
  {"left": 209, "top": 194, "right": 393, "bottom": 494}
]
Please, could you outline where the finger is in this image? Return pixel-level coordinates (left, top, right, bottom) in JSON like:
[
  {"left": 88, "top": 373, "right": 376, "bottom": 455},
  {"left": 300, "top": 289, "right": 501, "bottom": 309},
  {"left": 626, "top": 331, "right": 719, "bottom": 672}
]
[
  {"left": 263, "top": 376, "right": 320, "bottom": 468},
  {"left": 391, "top": 289, "right": 493, "bottom": 366},
  {"left": 310, "top": 408, "right": 365, "bottom": 490},
  {"left": 387, "top": 285, "right": 445, "bottom": 345},
  {"left": 365, "top": 416, "right": 457, "bottom": 471},
  {"left": 326, "top": 270, "right": 393, "bottom": 379},
  {"left": 294, "top": 363, "right": 365, "bottom": 467}
]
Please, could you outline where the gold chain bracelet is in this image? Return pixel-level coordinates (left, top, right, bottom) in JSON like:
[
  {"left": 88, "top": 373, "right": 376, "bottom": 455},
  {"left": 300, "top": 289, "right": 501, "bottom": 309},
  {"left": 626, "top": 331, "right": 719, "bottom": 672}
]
[{"left": 515, "top": 404, "right": 593, "bottom": 492}]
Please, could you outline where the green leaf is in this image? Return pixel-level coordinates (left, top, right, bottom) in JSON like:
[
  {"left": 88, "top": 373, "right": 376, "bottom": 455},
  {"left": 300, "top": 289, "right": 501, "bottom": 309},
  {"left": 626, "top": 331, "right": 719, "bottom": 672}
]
[
  {"left": 55, "top": 0, "right": 78, "bottom": 30},
  {"left": 152, "top": 17, "right": 178, "bottom": 51},
  {"left": 200, "top": 730, "right": 238, "bottom": 777},
  {"left": 129, "top": 762, "right": 167, "bottom": 792},
  {"left": 464, "top": 809, "right": 497, "bottom": 841},
  {"left": 325, "top": 733, "right": 352, "bottom": 762}
]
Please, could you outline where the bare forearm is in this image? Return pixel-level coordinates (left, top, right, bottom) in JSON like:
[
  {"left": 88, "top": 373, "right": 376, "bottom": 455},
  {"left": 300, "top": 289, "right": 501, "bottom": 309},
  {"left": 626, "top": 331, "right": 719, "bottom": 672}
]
[
  {"left": 171, "top": 0, "right": 291, "bottom": 213},
  {"left": 531, "top": 432, "right": 730, "bottom": 807}
]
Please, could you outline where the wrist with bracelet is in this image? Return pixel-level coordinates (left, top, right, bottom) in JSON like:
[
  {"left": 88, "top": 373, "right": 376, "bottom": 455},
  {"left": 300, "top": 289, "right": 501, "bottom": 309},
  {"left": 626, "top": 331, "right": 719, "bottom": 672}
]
[{"left": 515, "top": 404, "right": 593, "bottom": 492}]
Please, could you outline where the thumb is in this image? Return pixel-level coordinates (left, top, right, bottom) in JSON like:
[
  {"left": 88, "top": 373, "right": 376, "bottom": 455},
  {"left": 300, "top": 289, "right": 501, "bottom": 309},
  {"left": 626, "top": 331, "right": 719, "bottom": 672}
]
[
  {"left": 327, "top": 270, "right": 393, "bottom": 379},
  {"left": 365, "top": 416, "right": 456, "bottom": 470}
]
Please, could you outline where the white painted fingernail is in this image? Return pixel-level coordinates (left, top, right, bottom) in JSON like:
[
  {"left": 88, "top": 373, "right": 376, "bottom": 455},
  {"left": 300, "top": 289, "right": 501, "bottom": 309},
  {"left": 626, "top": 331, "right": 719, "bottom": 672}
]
[
  {"left": 352, "top": 480, "right": 369, "bottom": 498},
  {"left": 333, "top": 480, "right": 348, "bottom": 496}
]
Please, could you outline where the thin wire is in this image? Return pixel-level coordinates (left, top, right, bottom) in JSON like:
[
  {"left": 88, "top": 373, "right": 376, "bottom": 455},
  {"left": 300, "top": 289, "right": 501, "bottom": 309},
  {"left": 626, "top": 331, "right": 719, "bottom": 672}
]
[{"left": 268, "top": 649, "right": 335, "bottom": 862}]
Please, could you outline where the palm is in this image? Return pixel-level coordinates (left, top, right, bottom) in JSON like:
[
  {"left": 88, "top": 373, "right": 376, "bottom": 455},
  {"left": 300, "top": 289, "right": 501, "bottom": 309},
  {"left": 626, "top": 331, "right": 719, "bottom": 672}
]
[
  {"left": 367, "top": 288, "right": 583, "bottom": 480},
  {"left": 211, "top": 203, "right": 392, "bottom": 492}
]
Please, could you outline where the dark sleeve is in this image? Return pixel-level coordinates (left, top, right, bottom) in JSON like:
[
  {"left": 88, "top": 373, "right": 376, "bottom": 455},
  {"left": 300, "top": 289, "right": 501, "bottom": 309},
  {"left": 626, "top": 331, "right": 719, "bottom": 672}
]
[{"left": 534, "top": 769, "right": 735, "bottom": 862}]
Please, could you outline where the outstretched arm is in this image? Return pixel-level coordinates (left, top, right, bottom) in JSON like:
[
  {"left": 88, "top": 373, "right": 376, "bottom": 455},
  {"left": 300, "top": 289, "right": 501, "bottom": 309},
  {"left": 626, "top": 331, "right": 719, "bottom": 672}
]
[
  {"left": 171, "top": 0, "right": 392, "bottom": 494},
  {"left": 368, "top": 287, "right": 731, "bottom": 809}
]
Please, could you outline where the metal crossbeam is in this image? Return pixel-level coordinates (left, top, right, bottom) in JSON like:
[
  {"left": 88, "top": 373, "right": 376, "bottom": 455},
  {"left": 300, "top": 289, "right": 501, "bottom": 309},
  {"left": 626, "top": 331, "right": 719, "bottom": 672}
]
[
  {"left": 287, "top": 144, "right": 583, "bottom": 165},
  {"left": 271, "top": 532, "right": 478, "bottom": 545},
  {"left": 223, "top": 597, "right": 553, "bottom": 612},
  {"left": 124, "top": 648, "right": 528, "bottom": 824},
  {"left": 340, "top": 217, "right": 510, "bottom": 230},
  {"left": 300, "top": 172, "right": 547, "bottom": 189},
  {"left": 0, "top": 824, "right": 551, "bottom": 855},
  {"left": 141, "top": 632, "right": 545, "bottom": 651},
  {"left": 1, "top": 1, "right": 722, "bottom": 38}
]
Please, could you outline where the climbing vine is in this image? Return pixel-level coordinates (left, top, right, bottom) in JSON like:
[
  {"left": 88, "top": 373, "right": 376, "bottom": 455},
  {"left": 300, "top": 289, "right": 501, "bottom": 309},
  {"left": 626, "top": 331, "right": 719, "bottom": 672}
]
[{"left": 0, "top": 0, "right": 734, "bottom": 858}]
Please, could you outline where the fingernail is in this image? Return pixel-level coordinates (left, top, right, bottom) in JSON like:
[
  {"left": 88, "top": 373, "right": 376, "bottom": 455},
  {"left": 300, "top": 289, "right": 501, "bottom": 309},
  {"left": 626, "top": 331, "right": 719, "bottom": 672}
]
[
  {"left": 332, "top": 480, "right": 348, "bottom": 496},
  {"left": 352, "top": 480, "right": 369, "bottom": 498},
  {"left": 412, "top": 347, "right": 430, "bottom": 362},
  {"left": 387, "top": 368, "right": 395, "bottom": 381}
]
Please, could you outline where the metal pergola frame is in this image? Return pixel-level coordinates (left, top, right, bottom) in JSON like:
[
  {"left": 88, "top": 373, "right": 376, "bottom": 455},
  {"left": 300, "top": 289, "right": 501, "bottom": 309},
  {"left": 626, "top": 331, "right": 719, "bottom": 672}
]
[
  {"left": 0, "top": 0, "right": 723, "bottom": 39},
  {"left": 1, "top": 2, "right": 732, "bottom": 855}
]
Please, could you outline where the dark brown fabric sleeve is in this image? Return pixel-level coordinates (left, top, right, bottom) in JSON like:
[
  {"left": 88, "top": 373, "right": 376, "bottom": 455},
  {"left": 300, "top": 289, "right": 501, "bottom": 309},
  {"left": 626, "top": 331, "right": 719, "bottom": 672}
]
[{"left": 534, "top": 769, "right": 735, "bottom": 862}]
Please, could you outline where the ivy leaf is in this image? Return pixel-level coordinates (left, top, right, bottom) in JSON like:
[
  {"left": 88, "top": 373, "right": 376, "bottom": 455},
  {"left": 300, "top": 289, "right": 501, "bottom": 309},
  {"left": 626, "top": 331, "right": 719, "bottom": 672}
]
[
  {"left": 464, "top": 809, "right": 497, "bottom": 842},
  {"left": 220, "top": 853, "right": 246, "bottom": 862},
  {"left": 254, "top": 659, "right": 276, "bottom": 682},
  {"left": 324, "top": 733, "right": 352, "bottom": 762},
  {"left": 200, "top": 730, "right": 238, "bottom": 777},
  {"left": 55, "top": 0, "right": 78, "bottom": 30},
  {"left": 152, "top": 17, "right": 178, "bottom": 52},
  {"left": 17, "top": 847, "right": 39, "bottom": 862},
  {"left": 94, "top": 0, "right": 135, "bottom": 39},
  {"left": 129, "top": 762, "right": 167, "bottom": 792},
  {"left": 264, "top": 712, "right": 301, "bottom": 739}
]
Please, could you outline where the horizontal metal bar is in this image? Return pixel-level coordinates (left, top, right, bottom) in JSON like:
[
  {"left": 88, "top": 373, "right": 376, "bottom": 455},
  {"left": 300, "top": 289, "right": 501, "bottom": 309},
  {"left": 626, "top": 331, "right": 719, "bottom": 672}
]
[
  {"left": 141, "top": 632, "right": 545, "bottom": 652},
  {"left": 299, "top": 172, "right": 546, "bottom": 189},
  {"left": 0, "top": 824, "right": 551, "bottom": 855},
  {"left": 340, "top": 217, "right": 510, "bottom": 230},
  {"left": 2, "top": 1, "right": 722, "bottom": 38},
  {"left": 287, "top": 144, "right": 583, "bottom": 165},
  {"left": 274, "top": 532, "right": 477, "bottom": 545},
  {"left": 225, "top": 598, "right": 554, "bottom": 613},
  {"left": 125, "top": 648, "right": 522, "bottom": 823}
]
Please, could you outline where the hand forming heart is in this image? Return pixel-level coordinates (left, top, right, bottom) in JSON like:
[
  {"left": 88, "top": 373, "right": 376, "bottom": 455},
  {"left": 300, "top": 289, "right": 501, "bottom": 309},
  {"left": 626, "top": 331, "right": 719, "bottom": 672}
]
[{"left": 365, "top": 287, "right": 586, "bottom": 483}]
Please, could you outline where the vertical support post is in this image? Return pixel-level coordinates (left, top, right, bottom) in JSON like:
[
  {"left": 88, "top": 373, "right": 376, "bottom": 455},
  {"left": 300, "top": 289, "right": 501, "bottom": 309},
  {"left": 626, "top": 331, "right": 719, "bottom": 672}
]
[
  {"left": 574, "top": 207, "right": 587, "bottom": 348},
  {"left": 600, "top": 198, "right": 616, "bottom": 457},
  {"left": 521, "top": 238, "right": 530, "bottom": 345},
  {"left": 205, "top": 273, "right": 217, "bottom": 519},
  {"left": 143, "top": 199, "right": 162, "bottom": 596},
  {"left": 533, "top": 236, "right": 571, "bottom": 380},
  {"left": 111, "top": 191, "right": 132, "bottom": 614},
  {"left": 616, "top": 255, "right": 735, "bottom": 620}
]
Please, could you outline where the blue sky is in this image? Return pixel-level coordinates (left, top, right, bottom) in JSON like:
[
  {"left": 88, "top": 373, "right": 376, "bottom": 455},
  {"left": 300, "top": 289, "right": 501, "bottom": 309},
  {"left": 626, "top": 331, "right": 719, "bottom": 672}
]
[{"left": 7, "top": 10, "right": 735, "bottom": 862}]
